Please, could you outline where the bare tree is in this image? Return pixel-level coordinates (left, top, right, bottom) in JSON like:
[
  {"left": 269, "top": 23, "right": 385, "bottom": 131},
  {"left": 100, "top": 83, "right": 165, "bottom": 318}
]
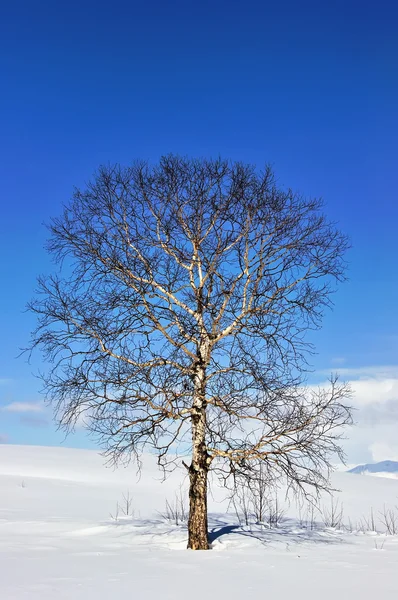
[{"left": 27, "top": 156, "right": 352, "bottom": 549}]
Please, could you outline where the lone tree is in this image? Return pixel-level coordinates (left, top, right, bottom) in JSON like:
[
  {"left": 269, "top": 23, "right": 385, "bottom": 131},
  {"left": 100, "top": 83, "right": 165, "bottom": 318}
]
[{"left": 28, "top": 156, "right": 352, "bottom": 549}]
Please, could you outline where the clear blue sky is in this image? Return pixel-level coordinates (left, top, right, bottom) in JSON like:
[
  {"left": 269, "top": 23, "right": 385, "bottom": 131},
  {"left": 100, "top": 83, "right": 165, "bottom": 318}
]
[{"left": 0, "top": 0, "right": 397, "bottom": 461}]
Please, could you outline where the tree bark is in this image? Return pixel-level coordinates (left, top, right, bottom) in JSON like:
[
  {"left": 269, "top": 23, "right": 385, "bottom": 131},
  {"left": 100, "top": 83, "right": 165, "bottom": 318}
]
[{"left": 187, "top": 363, "right": 210, "bottom": 550}]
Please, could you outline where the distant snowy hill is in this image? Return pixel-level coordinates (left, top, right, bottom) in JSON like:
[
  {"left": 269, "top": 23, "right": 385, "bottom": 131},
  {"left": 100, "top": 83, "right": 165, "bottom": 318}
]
[{"left": 349, "top": 460, "right": 398, "bottom": 478}]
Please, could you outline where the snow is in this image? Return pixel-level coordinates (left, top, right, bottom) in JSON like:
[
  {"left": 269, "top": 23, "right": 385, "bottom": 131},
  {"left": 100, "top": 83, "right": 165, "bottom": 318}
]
[{"left": 1, "top": 444, "right": 398, "bottom": 598}]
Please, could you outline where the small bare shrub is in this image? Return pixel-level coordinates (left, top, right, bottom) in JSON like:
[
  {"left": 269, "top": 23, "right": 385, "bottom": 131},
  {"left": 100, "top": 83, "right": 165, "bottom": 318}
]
[
  {"left": 321, "top": 497, "right": 344, "bottom": 529},
  {"left": 379, "top": 505, "right": 398, "bottom": 535},
  {"left": 267, "top": 495, "right": 286, "bottom": 528},
  {"left": 249, "top": 464, "right": 269, "bottom": 524},
  {"left": 297, "top": 501, "right": 305, "bottom": 528},
  {"left": 345, "top": 517, "right": 353, "bottom": 533},
  {"left": 120, "top": 490, "right": 134, "bottom": 516},
  {"left": 374, "top": 537, "right": 387, "bottom": 550},
  {"left": 110, "top": 490, "right": 134, "bottom": 521},
  {"left": 306, "top": 502, "right": 317, "bottom": 530},
  {"left": 357, "top": 507, "right": 378, "bottom": 534},
  {"left": 161, "top": 487, "right": 188, "bottom": 526},
  {"left": 297, "top": 500, "right": 317, "bottom": 530},
  {"left": 109, "top": 502, "right": 120, "bottom": 522},
  {"left": 230, "top": 475, "right": 285, "bottom": 528},
  {"left": 231, "top": 485, "right": 253, "bottom": 526}
]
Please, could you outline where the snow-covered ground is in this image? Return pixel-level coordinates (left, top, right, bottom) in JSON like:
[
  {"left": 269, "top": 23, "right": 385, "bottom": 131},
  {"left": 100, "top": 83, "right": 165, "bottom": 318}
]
[{"left": 1, "top": 444, "right": 398, "bottom": 599}]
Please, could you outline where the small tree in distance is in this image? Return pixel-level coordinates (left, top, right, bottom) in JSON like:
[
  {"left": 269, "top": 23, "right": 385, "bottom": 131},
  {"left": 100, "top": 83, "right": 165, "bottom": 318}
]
[{"left": 28, "top": 156, "right": 352, "bottom": 550}]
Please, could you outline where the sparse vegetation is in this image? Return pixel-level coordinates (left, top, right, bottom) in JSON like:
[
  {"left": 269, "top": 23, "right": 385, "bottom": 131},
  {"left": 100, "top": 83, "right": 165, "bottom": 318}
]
[
  {"left": 356, "top": 507, "right": 378, "bottom": 534},
  {"left": 231, "top": 485, "right": 398, "bottom": 538},
  {"left": 374, "top": 537, "right": 387, "bottom": 550},
  {"left": 109, "top": 490, "right": 134, "bottom": 522},
  {"left": 379, "top": 504, "right": 398, "bottom": 535},
  {"left": 321, "top": 497, "right": 344, "bottom": 529},
  {"left": 297, "top": 499, "right": 317, "bottom": 530},
  {"left": 161, "top": 487, "right": 188, "bottom": 526},
  {"left": 230, "top": 473, "right": 285, "bottom": 528},
  {"left": 120, "top": 490, "right": 134, "bottom": 516}
]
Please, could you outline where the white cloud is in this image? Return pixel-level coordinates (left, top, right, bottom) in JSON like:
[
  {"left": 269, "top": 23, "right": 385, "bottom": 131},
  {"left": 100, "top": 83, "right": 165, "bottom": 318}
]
[
  {"left": 369, "top": 441, "right": 398, "bottom": 463},
  {"left": 314, "top": 365, "right": 398, "bottom": 465},
  {"left": 350, "top": 379, "right": 398, "bottom": 413},
  {"left": 2, "top": 402, "right": 45, "bottom": 414}
]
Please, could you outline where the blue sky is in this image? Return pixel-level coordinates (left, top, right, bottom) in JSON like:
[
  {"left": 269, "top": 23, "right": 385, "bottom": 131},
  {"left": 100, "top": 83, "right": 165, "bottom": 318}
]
[{"left": 0, "top": 0, "right": 397, "bottom": 462}]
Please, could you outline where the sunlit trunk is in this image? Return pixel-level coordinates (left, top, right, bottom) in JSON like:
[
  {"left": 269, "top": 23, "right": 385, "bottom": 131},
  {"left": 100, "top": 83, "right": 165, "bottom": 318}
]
[{"left": 187, "top": 362, "right": 209, "bottom": 550}]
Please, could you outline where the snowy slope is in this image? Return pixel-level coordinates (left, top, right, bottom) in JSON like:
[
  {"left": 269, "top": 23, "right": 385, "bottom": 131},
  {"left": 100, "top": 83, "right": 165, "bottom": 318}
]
[{"left": 1, "top": 444, "right": 398, "bottom": 599}]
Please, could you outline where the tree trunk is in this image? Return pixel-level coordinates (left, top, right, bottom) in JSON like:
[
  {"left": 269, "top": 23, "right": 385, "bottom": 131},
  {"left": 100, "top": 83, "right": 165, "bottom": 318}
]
[
  {"left": 187, "top": 444, "right": 209, "bottom": 549},
  {"left": 187, "top": 363, "right": 210, "bottom": 550}
]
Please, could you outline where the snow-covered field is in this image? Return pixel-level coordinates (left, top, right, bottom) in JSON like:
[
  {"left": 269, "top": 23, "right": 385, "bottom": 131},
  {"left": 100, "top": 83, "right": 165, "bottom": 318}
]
[{"left": 1, "top": 444, "right": 398, "bottom": 599}]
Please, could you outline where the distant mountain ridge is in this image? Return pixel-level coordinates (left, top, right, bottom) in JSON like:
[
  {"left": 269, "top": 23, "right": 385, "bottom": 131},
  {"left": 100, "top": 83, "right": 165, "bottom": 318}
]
[{"left": 349, "top": 460, "right": 398, "bottom": 475}]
